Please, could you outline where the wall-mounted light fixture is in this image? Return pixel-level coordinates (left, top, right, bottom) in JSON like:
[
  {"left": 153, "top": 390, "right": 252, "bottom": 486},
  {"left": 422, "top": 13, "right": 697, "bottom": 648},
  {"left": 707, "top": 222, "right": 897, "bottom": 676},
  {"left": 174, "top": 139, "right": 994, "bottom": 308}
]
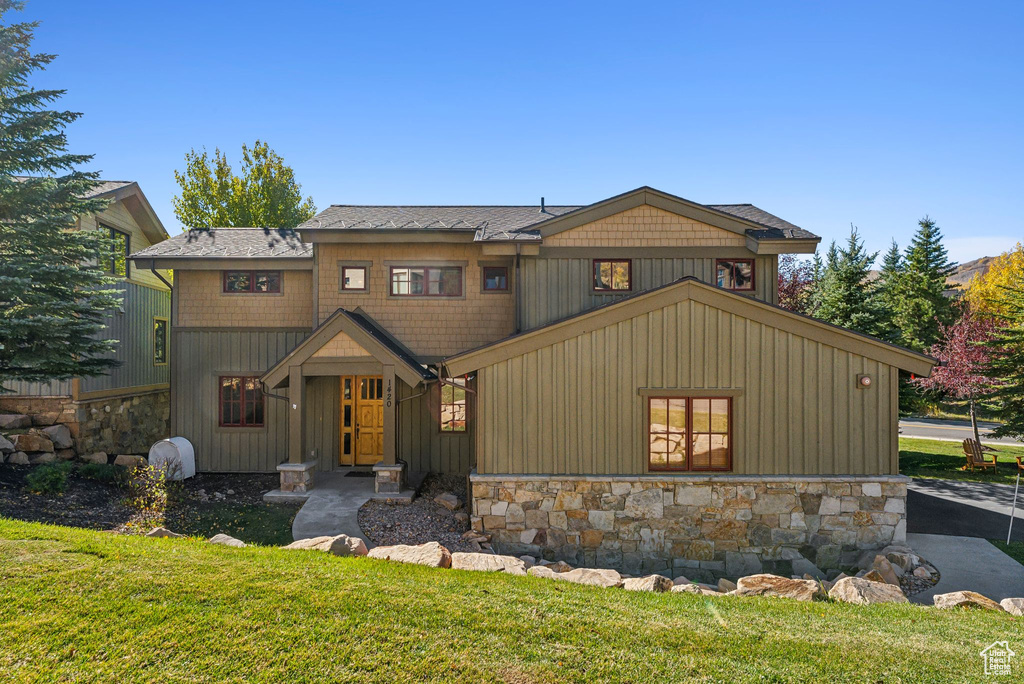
[{"left": 856, "top": 374, "right": 872, "bottom": 389}]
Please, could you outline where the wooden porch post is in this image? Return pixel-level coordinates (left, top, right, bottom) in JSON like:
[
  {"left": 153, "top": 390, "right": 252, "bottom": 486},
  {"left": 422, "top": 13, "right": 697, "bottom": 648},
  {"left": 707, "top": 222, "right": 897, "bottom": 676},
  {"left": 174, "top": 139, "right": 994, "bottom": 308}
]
[
  {"left": 382, "top": 364, "right": 396, "bottom": 465},
  {"left": 288, "top": 365, "right": 305, "bottom": 464}
]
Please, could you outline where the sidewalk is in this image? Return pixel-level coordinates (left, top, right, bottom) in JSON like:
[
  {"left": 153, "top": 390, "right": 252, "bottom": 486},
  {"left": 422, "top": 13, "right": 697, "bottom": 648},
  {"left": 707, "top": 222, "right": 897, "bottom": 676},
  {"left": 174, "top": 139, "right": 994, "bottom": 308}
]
[{"left": 906, "top": 533, "right": 1024, "bottom": 604}]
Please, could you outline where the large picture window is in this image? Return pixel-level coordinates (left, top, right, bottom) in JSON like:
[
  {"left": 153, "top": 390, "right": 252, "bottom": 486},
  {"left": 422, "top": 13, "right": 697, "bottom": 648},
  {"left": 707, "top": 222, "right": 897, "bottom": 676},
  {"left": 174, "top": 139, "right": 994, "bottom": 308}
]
[
  {"left": 390, "top": 266, "right": 462, "bottom": 297},
  {"left": 716, "top": 259, "right": 755, "bottom": 291},
  {"left": 440, "top": 376, "right": 468, "bottom": 432},
  {"left": 223, "top": 270, "right": 281, "bottom": 294},
  {"left": 219, "top": 376, "right": 265, "bottom": 428},
  {"left": 107, "top": 226, "right": 130, "bottom": 277},
  {"left": 648, "top": 396, "right": 731, "bottom": 471},
  {"left": 593, "top": 259, "right": 631, "bottom": 291},
  {"left": 153, "top": 317, "right": 168, "bottom": 365}
]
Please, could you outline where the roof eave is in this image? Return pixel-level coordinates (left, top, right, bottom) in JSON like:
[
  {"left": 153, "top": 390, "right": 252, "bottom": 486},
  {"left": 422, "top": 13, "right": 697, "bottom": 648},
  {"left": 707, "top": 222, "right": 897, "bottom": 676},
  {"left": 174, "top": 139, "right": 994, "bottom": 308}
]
[{"left": 747, "top": 236, "right": 821, "bottom": 255}]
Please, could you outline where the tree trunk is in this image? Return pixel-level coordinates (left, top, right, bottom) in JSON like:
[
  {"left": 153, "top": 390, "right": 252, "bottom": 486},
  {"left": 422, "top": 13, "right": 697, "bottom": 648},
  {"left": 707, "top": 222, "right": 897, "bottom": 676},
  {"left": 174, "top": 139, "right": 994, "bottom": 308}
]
[{"left": 969, "top": 394, "right": 983, "bottom": 448}]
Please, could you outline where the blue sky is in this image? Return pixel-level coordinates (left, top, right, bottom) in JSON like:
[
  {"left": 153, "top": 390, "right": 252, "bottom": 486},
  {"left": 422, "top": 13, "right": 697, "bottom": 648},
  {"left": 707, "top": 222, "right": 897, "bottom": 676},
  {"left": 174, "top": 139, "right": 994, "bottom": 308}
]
[{"left": 25, "top": 1, "right": 1024, "bottom": 263}]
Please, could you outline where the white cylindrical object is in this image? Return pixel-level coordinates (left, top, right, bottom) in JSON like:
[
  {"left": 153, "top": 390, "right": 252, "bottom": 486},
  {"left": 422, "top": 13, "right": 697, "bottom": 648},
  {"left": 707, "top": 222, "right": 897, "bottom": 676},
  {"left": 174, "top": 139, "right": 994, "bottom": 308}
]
[{"left": 148, "top": 437, "right": 196, "bottom": 480}]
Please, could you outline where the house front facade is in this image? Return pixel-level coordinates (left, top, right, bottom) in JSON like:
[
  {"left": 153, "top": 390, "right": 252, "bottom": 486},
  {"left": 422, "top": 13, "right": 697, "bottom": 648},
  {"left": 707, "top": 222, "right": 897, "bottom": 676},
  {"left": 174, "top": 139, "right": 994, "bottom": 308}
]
[{"left": 131, "top": 186, "right": 934, "bottom": 579}]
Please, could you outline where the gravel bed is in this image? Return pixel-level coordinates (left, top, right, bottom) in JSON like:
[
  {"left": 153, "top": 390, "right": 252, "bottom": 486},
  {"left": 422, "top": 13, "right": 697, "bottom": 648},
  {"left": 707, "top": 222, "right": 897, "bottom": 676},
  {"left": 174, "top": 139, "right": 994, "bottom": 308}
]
[{"left": 358, "top": 473, "right": 477, "bottom": 552}]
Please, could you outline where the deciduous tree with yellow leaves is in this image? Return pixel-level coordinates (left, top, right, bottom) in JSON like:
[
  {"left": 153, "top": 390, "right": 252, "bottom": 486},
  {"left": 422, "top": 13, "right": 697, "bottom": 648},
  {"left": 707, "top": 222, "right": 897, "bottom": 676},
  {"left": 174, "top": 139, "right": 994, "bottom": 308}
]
[{"left": 964, "top": 243, "right": 1024, "bottom": 316}]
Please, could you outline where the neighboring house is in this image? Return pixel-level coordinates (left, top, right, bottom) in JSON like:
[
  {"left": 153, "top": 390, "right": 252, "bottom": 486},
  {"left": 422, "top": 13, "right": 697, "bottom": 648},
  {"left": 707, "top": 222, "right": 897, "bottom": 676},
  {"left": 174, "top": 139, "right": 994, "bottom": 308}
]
[
  {"left": 0, "top": 180, "right": 172, "bottom": 455},
  {"left": 130, "top": 186, "right": 934, "bottom": 579}
]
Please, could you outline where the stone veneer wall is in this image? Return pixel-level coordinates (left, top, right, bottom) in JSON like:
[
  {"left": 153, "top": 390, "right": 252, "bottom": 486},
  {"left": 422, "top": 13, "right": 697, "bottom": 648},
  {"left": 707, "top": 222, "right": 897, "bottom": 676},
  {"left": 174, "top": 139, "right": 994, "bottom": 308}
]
[{"left": 470, "top": 474, "right": 908, "bottom": 582}]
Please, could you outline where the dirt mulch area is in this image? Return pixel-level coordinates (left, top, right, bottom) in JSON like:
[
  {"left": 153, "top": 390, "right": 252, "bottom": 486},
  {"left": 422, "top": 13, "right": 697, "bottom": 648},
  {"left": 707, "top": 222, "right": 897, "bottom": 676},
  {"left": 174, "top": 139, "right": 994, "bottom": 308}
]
[
  {"left": 0, "top": 464, "right": 133, "bottom": 530},
  {"left": 358, "top": 473, "right": 477, "bottom": 552}
]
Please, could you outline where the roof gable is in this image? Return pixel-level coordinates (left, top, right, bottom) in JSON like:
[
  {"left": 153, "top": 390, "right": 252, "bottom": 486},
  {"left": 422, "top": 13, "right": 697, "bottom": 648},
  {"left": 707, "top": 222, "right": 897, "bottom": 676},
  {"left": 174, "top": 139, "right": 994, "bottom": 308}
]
[{"left": 541, "top": 204, "right": 748, "bottom": 248}]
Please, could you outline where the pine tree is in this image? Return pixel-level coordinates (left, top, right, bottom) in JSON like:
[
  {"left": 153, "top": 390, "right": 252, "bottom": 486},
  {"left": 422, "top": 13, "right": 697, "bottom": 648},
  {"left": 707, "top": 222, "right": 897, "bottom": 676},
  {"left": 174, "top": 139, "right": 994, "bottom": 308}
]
[
  {"left": 892, "top": 216, "right": 957, "bottom": 351},
  {"left": 810, "top": 227, "right": 883, "bottom": 335},
  {"left": 875, "top": 240, "right": 903, "bottom": 340},
  {"left": 0, "top": 0, "right": 122, "bottom": 393},
  {"left": 986, "top": 286, "right": 1024, "bottom": 440}
]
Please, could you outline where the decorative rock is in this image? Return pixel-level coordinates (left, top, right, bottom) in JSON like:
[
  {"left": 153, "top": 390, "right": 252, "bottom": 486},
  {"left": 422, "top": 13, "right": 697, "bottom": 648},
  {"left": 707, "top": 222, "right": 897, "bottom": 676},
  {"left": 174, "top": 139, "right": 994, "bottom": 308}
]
[
  {"left": 672, "top": 575, "right": 691, "bottom": 586},
  {"left": 623, "top": 574, "right": 674, "bottom": 593},
  {"left": 718, "top": 578, "right": 737, "bottom": 593},
  {"left": 671, "top": 583, "right": 720, "bottom": 596},
  {"left": 12, "top": 432, "right": 54, "bottom": 453},
  {"left": 933, "top": 591, "right": 1004, "bottom": 611},
  {"left": 29, "top": 451, "right": 56, "bottom": 464},
  {"left": 871, "top": 555, "right": 901, "bottom": 586},
  {"left": 283, "top": 534, "right": 368, "bottom": 556},
  {"left": 885, "top": 551, "right": 915, "bottom": 572},
  {"left": 549, "top": 560, "right": 573, "bottom": 573},
  {"left": 80, "top": 451, "right": 108, "bottom": 465},
  {"left": 114, "top": 454, "right": 147, "bottom": 468},
  {"left": 734, "top": 574, "right": 825, "bottom": 601},
  {"left": 518, "top": 555, "right": 536, "bottom": 569},
  {"left": 31, "top": 412, "right": 60, "bottom": 427},
  {"left": 56, "top": 448, "right": 76, "bottom": 461},
  {"left": 208, "top": 534, "right": 246, "bottom": 548},
  {"left": 559, "top": 568, "right": 624, "bottom": 588},
  {"left": 454, "top": 511, "right": 469, "bottom": 524},
  {"left": 791, "top": 558, "right": 825, "bottom": 580},
  {"left": 527, "top": 565, "right": 560, "bottom": 579},
  {"left": 434, "top": 493, "right": 462, "bottom": 510},
  {"left": 0, "top": 414, "right": 31, "bottom": 430},
  {"left": 146, "top": 527, "right": 183, "bottom": 538},
  {"left": 41, "top": 424, "right": 73, "bottom": 450},
  {"left": 451, "top": 552, "right": 528, "bottom": 575},
  {"left": 8, "top": 451, "right": 29, "bottom": 465},
  {"left": 913, "top": 565, "right": 934, "bottom": 579},
  {"left": 0, "top": 434, "right": 14, "bottom": 453},
  {"left": 999, "top": 598, "right": 1024, "bottom": 616},
  {"left": 367, "top": 541, "right": 452, "bottom": 568},
  {"left": 861, "top": 570, "right": 886, "bottom": 583},
  {"left": 828, "top": 577, "right": 908, "bottom": 605}
]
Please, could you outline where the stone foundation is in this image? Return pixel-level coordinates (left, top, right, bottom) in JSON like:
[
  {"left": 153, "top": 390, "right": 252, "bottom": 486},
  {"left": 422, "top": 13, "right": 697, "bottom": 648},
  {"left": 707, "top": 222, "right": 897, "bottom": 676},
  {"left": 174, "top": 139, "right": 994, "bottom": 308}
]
[
  {"left": 0, "top": 389, "right": 169, "bottom": 455},
  {"left": 470, "top": 474, "right": 908, "bottom": 582},
  {"left": 373, "top": 461, "right": 406, "bottom": 494},
  {"left": 278, "top": 461, "right": 317, "bottom": 493}
]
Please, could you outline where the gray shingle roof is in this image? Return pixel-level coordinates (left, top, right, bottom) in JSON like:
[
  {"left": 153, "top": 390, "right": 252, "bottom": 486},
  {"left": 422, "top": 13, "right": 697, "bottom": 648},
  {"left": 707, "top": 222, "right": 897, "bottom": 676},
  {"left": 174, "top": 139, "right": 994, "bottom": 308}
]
[
  {"left": 84, "top": 180, "right": 136, "bottom": 198},
  {"left": 706, "top": 204, "right": 816, "bottom": 240},
  {"left": 130, "top": 228, "right": 312, "bottom": 259}
]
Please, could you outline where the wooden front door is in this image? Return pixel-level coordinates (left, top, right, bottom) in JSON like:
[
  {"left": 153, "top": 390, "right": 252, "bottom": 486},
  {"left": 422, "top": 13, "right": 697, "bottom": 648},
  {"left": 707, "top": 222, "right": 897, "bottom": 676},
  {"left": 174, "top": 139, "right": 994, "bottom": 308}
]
[{"left": 339, "top": 375, "right": 384, "bottom": 466}]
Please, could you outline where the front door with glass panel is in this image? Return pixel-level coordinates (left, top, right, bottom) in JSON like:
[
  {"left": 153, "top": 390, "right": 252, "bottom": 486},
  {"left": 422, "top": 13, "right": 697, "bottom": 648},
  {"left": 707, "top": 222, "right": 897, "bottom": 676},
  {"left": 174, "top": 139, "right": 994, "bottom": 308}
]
[{"left": 339, "top": 376, "right": 384, "bottom": 466}]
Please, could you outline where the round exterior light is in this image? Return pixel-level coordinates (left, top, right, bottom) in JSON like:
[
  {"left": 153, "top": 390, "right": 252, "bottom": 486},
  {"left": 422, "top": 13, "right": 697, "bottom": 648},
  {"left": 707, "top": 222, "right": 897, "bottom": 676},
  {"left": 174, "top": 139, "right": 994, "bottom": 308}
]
[{"left": 858, "top": 375, "right": 872, "bottom": 388}]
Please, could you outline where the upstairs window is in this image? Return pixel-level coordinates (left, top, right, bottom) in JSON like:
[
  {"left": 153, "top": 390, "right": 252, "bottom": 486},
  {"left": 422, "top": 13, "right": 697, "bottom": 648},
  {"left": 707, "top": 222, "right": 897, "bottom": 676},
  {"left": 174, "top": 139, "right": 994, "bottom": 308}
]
[
  {"left": 341, "top": 266, "right": 366, "bottom": 291},
  {"left": 153, "top": 317, "right": 168, "bottom": 365},
  {"left": 390, "top": 266, "right": 462, "bottom": 297},
  {"left": 482, "top": 266, "right": 509, "bottom": 292},
  {"left": 440, "top": 376, "right": 468, "bottom": 432},
  {"left": 223, "top": 270, "right": 281, "bottom": 294},
  {"left": 107, "top": 226, "right": 130, "bottom": 277},
  {"left": 716, "top": 259, "right": 755, "bottom": 291},
  {"left": 648, "top": 396, "right": 731, "bottom": 471},
  {"left": 593, "top": 259, "right": 631, "bottom": 291},
  {"left": 219, "top": 376, "right": 264, "bottom": 427}
]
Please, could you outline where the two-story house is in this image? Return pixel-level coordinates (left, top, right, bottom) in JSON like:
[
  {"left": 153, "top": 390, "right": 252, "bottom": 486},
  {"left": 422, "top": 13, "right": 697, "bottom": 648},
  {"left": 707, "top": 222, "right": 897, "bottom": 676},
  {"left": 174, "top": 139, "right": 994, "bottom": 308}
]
[
  {"left": 1, "top": 180, "right": 171, "bottom": 456},
  {"left": 131, "top": 186, "right": 934, "bottom": 579}
]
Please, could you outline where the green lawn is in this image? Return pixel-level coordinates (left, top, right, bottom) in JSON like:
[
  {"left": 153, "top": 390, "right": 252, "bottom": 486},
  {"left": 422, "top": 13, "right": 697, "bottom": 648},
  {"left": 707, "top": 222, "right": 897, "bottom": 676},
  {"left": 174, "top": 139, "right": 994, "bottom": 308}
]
[
  {"left": 0, "top": 519, "right": 1019, "bottom": 682},
  {"left": 163, "top": 498, "right": 299, "bottom": 546},
  {"left": 991, "top": 540, "right": 1024, "bottom": 567},
  {"left": 900, "top": 437, "right": 1024, "bottom": 485}
]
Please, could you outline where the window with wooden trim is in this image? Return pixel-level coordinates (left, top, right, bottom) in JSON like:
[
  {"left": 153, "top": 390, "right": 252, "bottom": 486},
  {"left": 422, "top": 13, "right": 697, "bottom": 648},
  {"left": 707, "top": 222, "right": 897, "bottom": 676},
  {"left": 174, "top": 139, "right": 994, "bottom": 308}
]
[
  {"left": 482, "top": 266, "right": 509, "bottom": 292},
  {"left": 593, "top": 259, "right": 631, "bottom": 291},
  {"left": 440, "top": 376, "right": 468, "bottom": 432},
  {"left": 107, "top": 226, "right": 130, "bottom": 277},
  {"left": 341, "top": 266, "right": 366, "bottom": 291},
  {"left": 390, "top": 266, "right": 462, "bottom": 297},
  {"left": 219, "top": 376, "right": 264, "bottom": 427},
  {"left": 716, "top": 259, "right": 755, "bottom": 291},
  {"left": 153, "top": 317, "right": 168, "bottom": 365},
  {"left": 222, "top": 270, "right": 281, "bottom": 294},
  {"left": 648, "top": 396, "right": 731, "bottom": 471}
]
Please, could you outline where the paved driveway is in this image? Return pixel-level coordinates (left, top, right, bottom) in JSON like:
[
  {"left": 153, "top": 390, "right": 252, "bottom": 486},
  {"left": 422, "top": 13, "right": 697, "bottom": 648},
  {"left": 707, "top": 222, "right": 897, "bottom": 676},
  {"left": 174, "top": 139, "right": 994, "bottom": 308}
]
[
  {"left": 907, "top": 478, "right": 1024, "bottom": 542},
  {"left": 899, "top": 417, "right": 1023, "bottom": 445}
]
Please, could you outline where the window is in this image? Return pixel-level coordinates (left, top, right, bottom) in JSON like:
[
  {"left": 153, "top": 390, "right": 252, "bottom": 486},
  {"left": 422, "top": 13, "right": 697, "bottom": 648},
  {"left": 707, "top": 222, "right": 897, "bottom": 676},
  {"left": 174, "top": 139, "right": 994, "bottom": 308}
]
[
  {"left": 107, "top": 226, "right": 130, "bottom": 277},
  {"left": 593, "top": 259, "right": 631, "bottom": 291},
  {"left": 222, "top": 270, "right": 281, "bottom": 294},
  {"left": 440, "top": 376, "right": 468, "bottom": 432},
  {"left": 219, "top": 376, "right": 264, "bottom": 427},
  {"left": 341, "top": 266, "right": 366, "bottom": 291},
  {"left": 482, "top": 266, "right": 509, "bottom": 292},
  {"left": 153, "top": 317, "right": 168, "bottom": 365},
  {"left": 648, "top": 396, "right": 731, "bottom": 471},
  {"left": 390, "top": 266, "right": 462, "bottom": 297},
  {"left": 716, "top": 259, "right": 755, "bottom": 291}
]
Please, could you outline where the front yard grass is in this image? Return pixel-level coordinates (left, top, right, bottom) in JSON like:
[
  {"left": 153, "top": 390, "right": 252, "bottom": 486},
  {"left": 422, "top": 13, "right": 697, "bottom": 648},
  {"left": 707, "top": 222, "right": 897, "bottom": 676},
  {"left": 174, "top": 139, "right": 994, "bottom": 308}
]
[
  {"left": 899, "top": 437, "right": 1024, "bottom": 485},
  {"left": 0, "top": 519, "right": 1019, "bottom": 682}
]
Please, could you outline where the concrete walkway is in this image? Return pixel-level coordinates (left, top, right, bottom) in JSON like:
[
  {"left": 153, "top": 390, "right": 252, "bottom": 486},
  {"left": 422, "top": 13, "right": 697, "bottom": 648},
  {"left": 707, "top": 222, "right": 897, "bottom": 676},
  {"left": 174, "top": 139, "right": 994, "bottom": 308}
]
[
  {"left": 908, "top": 478, "right": 1024, "bottom": 542},
  {"left": 906, "top": 533, "right": 1024, "bottom": 604}
]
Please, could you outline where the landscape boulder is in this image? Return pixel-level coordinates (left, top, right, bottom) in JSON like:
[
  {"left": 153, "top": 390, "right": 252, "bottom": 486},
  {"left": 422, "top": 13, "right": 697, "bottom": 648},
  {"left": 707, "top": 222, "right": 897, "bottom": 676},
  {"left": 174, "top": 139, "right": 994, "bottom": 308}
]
[
  {"left": 913, "top": 566, "right": 934, "bottom": 579},
  {"left": 672, "top": 575, "right": 691, "bottom": 586},
  {"left": 0, "top": 414, "right": 31, "bottom": 430},
  {"left": 146, "top": 527, "right": 183, "bottom": 539},
  {"left": 734, "top": 574, "right": 825, "bottom": 601},
  {"left": 56, "top": 449, "right": 76, "bottom": 461},
  {"left": 451, "top": 552, "right": 528, "bottom": 575},
  {"left": 434, "top": 493, "right": 462, "bottom": 510},
  {"left": 860, "top": 570, "right": 886, "bottom": 583},
  {"left": 114, "top": 454, "right": 147, "bottom": 468},
  {"left": 29, "top": 452, "right": 56, "bottom": 464},
  {"left": 0, "top": 434, "right": 14, "bottom": 453},
  {"left": 31, "top": 412, "right": 60, "bottom": 427},
  {"left": 933, "top": 591, "right": 1004, "bottom": 611},
  {"left": 367, "top": 541, "right": 452, "bottom": 568},
  {"left": 8, "top": 452, "right": 29, "bottom": 465},
  {"left": 41, "top": 424, "right": 73, "bottom": 450},
  {"left": 828, "top": 577, "right": 908, "bottom": 605},
  {"left": 283, "top": 534, "right": 368, "bottom": 557},
  {"left": 871, "top": 555, "right": 901, "bottom": 586},
  {"left": 209, "top": 534, "right": 246, "bottom": 548},
  {"left": 671, "top": 583, "right": 720, "bottom": 596},
  {"left": 527, "top": 566, "right": 559, "bottom": 580},
  {"left": 623, "top": 575, "right": 674, "bottom": 593},
  {"left": 80, "top": 452, "right": 108, "bottom": 465},
  {"left": 559, "top": 568, "right": 624, "bottom": 588},
  {"left": 718, "top": 578, "right": 737, "bottom": 593},
  {"left": 12, "top": 432, "right": 53, "bottom": 453},
  {"left": 999, "top": 598, "right": 1024, "bottom": 616}
]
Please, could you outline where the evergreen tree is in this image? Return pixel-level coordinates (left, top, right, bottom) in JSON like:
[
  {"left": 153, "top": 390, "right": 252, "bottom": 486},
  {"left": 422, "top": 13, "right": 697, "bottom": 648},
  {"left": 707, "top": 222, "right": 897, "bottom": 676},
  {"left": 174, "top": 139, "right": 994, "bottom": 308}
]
[
  {"left": 986, "top": 286, "right": 1024, "bottom": 440},
  {"left": 891, "top": 216, "right": 957, "bottom": 351},
  {"left": 0, "top": 0, "right": 122, "bottom": 393},
  {"left": 875, "top": 240, "right": 903, "bottom": 339},
  {"left": 810, "top": 227, "right": 883, "bottom": 335}
]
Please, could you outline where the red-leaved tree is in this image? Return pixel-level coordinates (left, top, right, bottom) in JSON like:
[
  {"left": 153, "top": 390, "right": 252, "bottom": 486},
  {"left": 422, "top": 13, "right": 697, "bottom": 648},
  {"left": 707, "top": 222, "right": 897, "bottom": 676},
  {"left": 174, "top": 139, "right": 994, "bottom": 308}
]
[
  {"left": 912, "top": 305, "right": 998, "bottom": 445},
  {"left": 777, "top": 254, "right": 815, "bottom": 313}
]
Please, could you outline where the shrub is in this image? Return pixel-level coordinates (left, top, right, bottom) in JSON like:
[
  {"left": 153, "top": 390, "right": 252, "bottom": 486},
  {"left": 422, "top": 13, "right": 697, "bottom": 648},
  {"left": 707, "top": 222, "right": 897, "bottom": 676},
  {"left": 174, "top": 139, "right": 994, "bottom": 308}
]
[
  {"left": 25, "top": 461, "right": 74, "bottom": 495},
  {"left": 78, "top": 462, "right": 129, "bottom": 487},
  {"left": 125, "top": 464, "right": 169, "bottom": 531}
]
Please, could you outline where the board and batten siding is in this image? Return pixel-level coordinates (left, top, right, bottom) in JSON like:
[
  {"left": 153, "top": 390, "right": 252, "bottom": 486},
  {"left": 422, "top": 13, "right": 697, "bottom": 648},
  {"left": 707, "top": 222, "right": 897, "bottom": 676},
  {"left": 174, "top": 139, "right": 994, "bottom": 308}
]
[
  {"left": 171, "top": 329, "right": 308, "bottom": 472},
  {"left": 518, "top": 254, "right": 777, "bottom": 330},
  {"left": 476, "top": 297, "right": 897, "bottom": 477}
]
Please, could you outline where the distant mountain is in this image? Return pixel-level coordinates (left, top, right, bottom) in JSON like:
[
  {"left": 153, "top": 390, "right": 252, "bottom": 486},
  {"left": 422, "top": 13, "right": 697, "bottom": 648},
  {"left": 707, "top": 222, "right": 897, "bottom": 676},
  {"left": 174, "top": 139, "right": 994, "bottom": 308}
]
[{"left": 947, "top": 256, "right": 996, "bottom": 286}]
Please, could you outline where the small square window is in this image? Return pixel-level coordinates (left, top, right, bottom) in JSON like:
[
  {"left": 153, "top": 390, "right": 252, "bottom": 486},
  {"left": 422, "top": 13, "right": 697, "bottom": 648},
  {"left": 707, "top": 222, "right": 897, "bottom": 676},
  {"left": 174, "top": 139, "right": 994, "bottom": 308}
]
[
  {"left": 716, "top": 259, "right": 755, "bottom": 291},
  {"left": 153, "top": 318, "right": 168, "bottom": 365},
  {"left": 342, "top": 266, "right": 366, "bottom": 291},
  {"left": 482, "top": 266, "right": 508, "bottom": 292},
  {"left": 593, "top": 260, "right": 631, "bottom": 291}
]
